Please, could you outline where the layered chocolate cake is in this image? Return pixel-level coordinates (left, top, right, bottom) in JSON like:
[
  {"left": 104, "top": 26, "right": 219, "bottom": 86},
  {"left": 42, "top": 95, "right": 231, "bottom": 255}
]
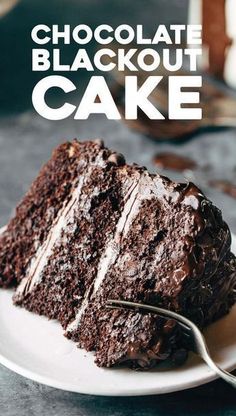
[{"left": 0, "top": 139, "right": 236, "bottom": 369}]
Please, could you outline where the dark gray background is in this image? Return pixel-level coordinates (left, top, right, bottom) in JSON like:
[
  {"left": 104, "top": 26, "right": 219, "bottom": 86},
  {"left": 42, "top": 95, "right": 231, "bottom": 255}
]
[{"left": 0, "top": 1, "right": 236, "bottom": 415}]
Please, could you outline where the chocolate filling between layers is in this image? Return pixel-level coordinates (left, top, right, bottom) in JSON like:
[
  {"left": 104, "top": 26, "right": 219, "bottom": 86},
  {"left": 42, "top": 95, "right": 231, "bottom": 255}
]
[
  {"left": 13, "top": 150, "right": 142, "bottom": 329},
  {"left": 0, "top": 141, "right": 105, "bottom": 287}
]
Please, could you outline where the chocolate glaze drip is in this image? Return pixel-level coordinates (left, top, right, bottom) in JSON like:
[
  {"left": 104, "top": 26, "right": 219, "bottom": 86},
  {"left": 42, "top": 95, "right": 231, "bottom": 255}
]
[
  {"left": 119, "top": 107, "right": 200, "bottom": 141},
  {"left": 152, "top": 152, "right": 197, "bottom": 172},
  {"left": 209, "top": 179, "right": 236, "bottom": 199},
  {"left": 202, "top": 0, "right": 232, "bottom": 78}
]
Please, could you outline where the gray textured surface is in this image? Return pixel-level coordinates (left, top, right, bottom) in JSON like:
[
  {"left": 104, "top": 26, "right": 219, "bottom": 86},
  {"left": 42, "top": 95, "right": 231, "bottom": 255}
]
[{"left": 0, "top": 1, "right": 236, "bottom": 415}]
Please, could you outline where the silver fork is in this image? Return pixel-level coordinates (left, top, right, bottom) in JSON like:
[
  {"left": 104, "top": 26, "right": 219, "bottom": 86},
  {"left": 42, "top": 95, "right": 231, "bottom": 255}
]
[{"left": 106, "top": 299, "right": 236, "bottom": 388}]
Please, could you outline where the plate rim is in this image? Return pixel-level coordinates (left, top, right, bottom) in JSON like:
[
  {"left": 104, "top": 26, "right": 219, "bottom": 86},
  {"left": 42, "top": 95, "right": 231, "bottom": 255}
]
[
  {"left": 0, "top": 226, "right": 235, "bottom": 396},
  {"left": 0, "top": 345, "right": 235, "bottom": 396}
]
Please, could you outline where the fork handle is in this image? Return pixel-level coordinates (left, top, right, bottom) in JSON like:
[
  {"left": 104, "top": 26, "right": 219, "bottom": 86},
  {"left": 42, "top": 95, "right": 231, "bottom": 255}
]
[
  {"left": 194, "top": 333, "right": 236, "bottom": 388},
  {"left": 201, "top": 352, "right": 236, "bottom": 388},
  {"left": 107, "top": 300, "right": 236, "bottom": 388}
]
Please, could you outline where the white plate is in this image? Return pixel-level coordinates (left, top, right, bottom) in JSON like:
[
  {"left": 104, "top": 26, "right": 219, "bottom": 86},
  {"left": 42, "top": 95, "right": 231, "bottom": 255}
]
[{"left": 0, "top": 230, "right": 235, "bottom": 396}]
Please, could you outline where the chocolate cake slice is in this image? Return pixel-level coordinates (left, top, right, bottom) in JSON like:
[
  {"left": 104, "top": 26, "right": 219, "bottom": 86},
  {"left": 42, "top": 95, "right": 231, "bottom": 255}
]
[{"left": 0, "top": 139, "right": 235, "bottom": 369}]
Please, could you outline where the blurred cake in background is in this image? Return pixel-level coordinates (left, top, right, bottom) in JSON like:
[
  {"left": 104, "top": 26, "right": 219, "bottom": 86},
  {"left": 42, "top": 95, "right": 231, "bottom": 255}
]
[
  {"left": 188, "top": 0, "right": 236, "bottom": 88},
  {"left": 0, "top": 0, "right": 19, "bottom": 17}
]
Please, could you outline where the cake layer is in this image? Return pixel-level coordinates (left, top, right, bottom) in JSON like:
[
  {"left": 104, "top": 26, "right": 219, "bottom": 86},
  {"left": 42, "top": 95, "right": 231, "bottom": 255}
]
[
  {"left": 0, "top": 140, "right": 107, "bottom": 287},
  {"left": 13, "top": 145, "right": 138, "bottom": 328}
]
